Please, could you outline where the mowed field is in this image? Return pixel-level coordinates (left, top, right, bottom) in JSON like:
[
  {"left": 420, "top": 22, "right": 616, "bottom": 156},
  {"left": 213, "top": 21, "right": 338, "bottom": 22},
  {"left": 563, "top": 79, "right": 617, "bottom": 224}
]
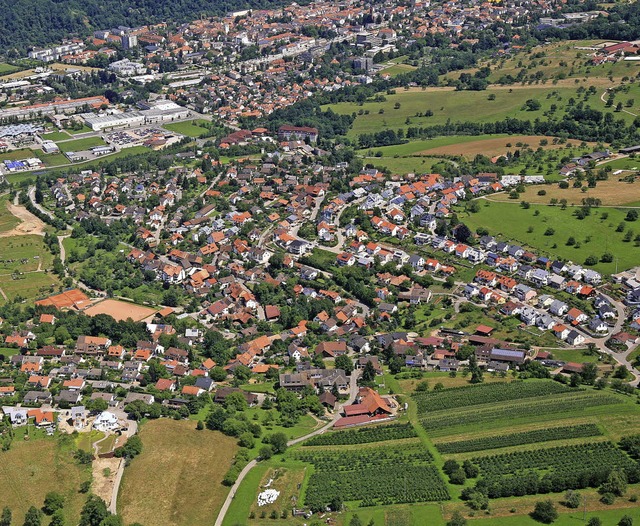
[
  {"left": 0, "top": 434, "right": 91, "bottom": 525},
  {"left": 118, "top": 419, "right": 239, "bottom": 526},
  {"left": 83, "top": 299, "right": 157, "bottom": 322},
  {"left": 163, "top": 119, "right": 211, "bottom": 138},
  {"left": 491, "top": 177, "right": 640, "bottom": 207},
  {"left": 462, "top": 200, "right": 639, "bottom": 273}
]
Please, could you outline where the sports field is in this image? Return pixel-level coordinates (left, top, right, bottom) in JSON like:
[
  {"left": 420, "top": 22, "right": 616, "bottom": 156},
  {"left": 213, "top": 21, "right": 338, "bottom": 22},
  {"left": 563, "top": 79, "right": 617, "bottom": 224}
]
[
  {"left": 462, "top": 200, "right": 639, "bottom": 273},
  {"left": 83, "top": 298, "right": 157, "bottom": 322},
  {"left": 118, "top": 419, "right": 239, "bottom": 526}
]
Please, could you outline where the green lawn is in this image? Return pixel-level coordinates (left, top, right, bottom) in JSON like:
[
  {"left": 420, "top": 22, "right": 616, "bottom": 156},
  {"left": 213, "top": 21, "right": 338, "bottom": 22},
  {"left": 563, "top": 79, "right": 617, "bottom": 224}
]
[
  {"left": 380, "top": 63, "right": 417, "bottom": 77},
  {"left": 547, "top": 348, "right": 602, "bottom": 364},
  {"left": 163, "top": 119, "right": 210, "bottom": 138},
  {"left": 0, "top": 148, "right": 39, "bottom": 162},
  {"left": 462, "top": 200, "right": 639, "bottom": 273},
  {"left": 42, "top": 130, "right": 71, "bottom": 141},
  {"left": 58, "top": 136, "right": 106, "bottom": 153},
  {"left": 0, "top": 63, "right": 22, "bottom": 75},
  {"left": 360, "top": 155, "right": 452, "bottom": 175},
  {"left": 65, "top": 125, "right": 93, "bottom": 135},
  {"left": 43, "top": 146, "right": 149, "bottom": 174}
]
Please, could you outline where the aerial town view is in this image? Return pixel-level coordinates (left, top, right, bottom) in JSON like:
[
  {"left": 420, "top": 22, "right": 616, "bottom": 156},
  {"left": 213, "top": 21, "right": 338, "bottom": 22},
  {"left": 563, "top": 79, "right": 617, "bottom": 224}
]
[{"left": 2, "top": 0, "right": 640, "bottom": 525}]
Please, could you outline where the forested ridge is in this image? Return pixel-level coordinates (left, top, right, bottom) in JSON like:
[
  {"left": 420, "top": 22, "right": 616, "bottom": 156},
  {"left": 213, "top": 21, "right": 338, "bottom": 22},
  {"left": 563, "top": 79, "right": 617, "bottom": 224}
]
[{"left": 0, "top": 0, "right": 286, "bottom": 53}]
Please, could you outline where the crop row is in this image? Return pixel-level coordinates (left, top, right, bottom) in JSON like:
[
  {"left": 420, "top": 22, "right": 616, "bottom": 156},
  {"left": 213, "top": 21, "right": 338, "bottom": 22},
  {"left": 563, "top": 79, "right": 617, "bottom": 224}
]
[
  {"left": 436, "top": 424, "right": 603, "bottom": 454},
  {"left": 304, "top": 423, "right": 418, "bottom": 446},
  {"left": 295, "top": 445, "right": 433, "bottom": 472},
  {"left": 473, "top": 441, "right": 636, "bottom": 476},
  {"left": 419, "top": 392, "right": 622, "bottom": 434},
  {"left": 304, "top": 466, "right": 450, "bottom": 510},
  {"left": 413, "top": 380, "right": 573, "bottom": 413},
  {"left": 300, "top": 446, "right": 450, "bottom": 511},
  {"left": 471, "top": 442, "right": 640, "bottom": 498}
]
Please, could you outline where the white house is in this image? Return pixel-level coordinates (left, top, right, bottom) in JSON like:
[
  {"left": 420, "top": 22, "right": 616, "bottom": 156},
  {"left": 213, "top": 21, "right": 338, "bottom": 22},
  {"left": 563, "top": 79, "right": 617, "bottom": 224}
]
[{"left": 93, "top": 411, "right": 120, "bottom": 432}]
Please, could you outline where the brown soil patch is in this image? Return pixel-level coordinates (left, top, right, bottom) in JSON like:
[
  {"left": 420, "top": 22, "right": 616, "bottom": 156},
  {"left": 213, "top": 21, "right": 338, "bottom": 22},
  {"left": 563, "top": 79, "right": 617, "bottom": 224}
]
[
  {"left": 83, "top": 299, "right": 157, "bottom": 322},
  {"left": 417, "top": 135, "right": 597, "bottom": 159},
  {"left": 92, "top": 457, "right": 122, "bottom": 504},
  {"left": 0, "top": 202, "right": 46, "bottom": 237}
]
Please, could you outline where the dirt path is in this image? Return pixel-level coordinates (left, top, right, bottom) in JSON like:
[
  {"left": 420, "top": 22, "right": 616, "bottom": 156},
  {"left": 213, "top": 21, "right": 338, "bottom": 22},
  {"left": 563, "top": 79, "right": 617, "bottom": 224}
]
[{"left": 0, "top": 201, "right": 46, "bottom": 238}]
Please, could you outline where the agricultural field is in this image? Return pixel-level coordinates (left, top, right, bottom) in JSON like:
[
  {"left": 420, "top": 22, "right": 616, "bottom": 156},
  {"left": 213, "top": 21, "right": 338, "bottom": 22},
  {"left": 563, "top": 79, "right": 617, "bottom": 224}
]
[
  {"left": 471, "top": 441, "right": 637, "bottom": 498},
  {"left": 163, "top": 119, "right": 211, "bottom": 138},
  {"left": 304, "top": 422, "right": 418, "bottom": 446},
  {"left": 57, "top": 136, "right": 106, "bottom": 153},
  {"left": 413, "top": 380, "right": 573, "bottom": 413},
  {"left": 295, "top": 444, "right": 450, "bottom": 509},
  {"left": 118, "top": 419, "right": 239, "bottom": 526},
  {"left": 419, "top": 390, "right": 623, "bottom": 435},
  {"left": 461, "top": 200, "right": 640, "bottom": 273},
  {"left": 490, "top": 177, "right": 640, "bottom": 207},
  {"left": 0, "top": 432, "right": 91, "bottom": 526},
  {"left": 435, "top": 424, "right": 604, "bottom": 454}
]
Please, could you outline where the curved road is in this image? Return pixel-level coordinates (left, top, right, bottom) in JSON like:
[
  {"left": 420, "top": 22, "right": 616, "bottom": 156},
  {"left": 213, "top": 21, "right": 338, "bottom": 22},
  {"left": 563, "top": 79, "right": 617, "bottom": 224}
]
[{"left": 213, "top": 371, "right": 361, "bottom": 526}]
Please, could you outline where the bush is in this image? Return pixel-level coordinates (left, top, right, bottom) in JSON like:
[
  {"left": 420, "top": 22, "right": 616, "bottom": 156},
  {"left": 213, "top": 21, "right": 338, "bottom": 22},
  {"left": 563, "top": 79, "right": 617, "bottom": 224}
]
[
  {"left": 564, "top": 490, "right": 581, "bottom": 509},
  {"left": 447, "top": 511, "right": 467, "bottom": 526},
  {"left": 587, "top": 518, "right": 602, "bottom": 526},
  {"left": 558, "top": 181, "right": 569, "bottom": 189},
  {"left": 43, "top": 492, "right": 65, "bottom": 515},
  {"left": 600, "top": 492, "right": 615, "bottom": 505},
  {"left": 619, "top": 516, "right": 633, "bottom": 526},
  {"left": 449, "top": 468, "right": 467, "bottom": 485},
  {"left": 531, "top": 500, "right": 558, "bottom": 524}
]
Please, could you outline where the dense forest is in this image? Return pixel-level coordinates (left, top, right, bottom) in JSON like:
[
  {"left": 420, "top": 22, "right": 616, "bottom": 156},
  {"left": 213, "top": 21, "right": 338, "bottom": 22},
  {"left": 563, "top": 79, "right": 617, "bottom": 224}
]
[{"left": 0, "top": 0, "right": 288, "bottom": 53}]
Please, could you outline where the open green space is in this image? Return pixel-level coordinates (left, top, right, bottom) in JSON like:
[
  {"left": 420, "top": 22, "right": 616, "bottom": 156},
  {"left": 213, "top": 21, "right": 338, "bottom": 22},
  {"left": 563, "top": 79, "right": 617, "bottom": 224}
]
[
  {"left": 0, "top": 433, "right": 92, "bottom": 526},
  {"left": 0, "top": 195, "right": 19, "bottom": 233},
  {"left": 119, "top": 419, "right": 239, "bottom": 526},
  {"left": 58, "top": 136, "right": 106, "bottom": 153},
  {"left": 42, "top": 130, "right": 71, "bottom": 141},
  {"left": 327, "top": 84, "right": 630, "bottom": 138},
  {"left": 359, "top": 155, "right": 452, "bottom": 175},
  {"left": 163, "top": 119, "right": 211, "bottom": 138},
  {"left": 547, "top": 348, "right": 602, "bottom": 364},
  {"left": 0, "top": 148, "right": 39, "bottom": 162},
  {"left": 462, "top": 200, "right": 639, "bottom": 273},
  {"left": 0, "top": 62, "right": 21, "bottom": 75},
  {"left": 0, "top": 235, "right": 52, "bottom": 274}
]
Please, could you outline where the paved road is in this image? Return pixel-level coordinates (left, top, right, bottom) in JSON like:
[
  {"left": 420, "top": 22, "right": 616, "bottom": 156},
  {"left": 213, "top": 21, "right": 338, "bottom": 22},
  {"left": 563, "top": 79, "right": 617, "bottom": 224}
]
[{"left": 213, "top": 371, "right": 361, "bottom": 526}]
